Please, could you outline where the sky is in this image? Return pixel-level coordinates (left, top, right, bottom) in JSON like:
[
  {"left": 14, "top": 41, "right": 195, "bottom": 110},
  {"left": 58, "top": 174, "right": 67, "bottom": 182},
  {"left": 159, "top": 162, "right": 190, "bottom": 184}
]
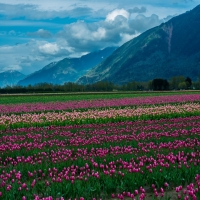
[{"left": 0, "top": 0, "right": 199, "bottom": 75}]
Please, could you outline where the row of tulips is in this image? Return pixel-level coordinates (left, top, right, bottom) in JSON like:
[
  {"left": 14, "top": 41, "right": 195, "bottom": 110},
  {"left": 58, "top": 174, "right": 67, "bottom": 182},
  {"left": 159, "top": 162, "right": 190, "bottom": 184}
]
[
  {"left": 1, "top": 94, "right": 200, "bottom": 114},
  {"left": 2, "top": 176, "right": 200, "bottom": 200},
  {"left": 1, "top": 115, "right": 200, "bottom": 139},
  {"left": 1, "top": 103, "right": 200, "bottom": 129},
  {"left": 1, "top": 146, "right": 200, "bottom": 199},
  {"left": 10, "top": 173, "right": 200, "bottom": 200},
  {"left": 0, "top": 114, "right": 200, "bottom": 199},
  {"left": 0, "top": 159, "right": 200, "bottom": 199},
  {"left": 1, "top": 115, "right": 200, "bottom": 155}
]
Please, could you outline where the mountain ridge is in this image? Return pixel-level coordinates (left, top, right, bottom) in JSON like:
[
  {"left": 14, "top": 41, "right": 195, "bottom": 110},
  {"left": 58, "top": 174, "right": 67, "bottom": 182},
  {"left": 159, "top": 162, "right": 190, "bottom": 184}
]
[
  {"left": 77, "top": 5, "right": 200, "bottom": 85},
  {"left": 18, "top": 47, "right": 117, "bottom": 86},
  {"left": 0, "top": 70, "right": 25, "bottom": 88}
]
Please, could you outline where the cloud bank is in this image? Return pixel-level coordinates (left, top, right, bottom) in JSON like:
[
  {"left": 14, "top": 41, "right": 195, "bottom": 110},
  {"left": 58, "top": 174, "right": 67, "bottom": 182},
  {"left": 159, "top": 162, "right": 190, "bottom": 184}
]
[{"left": 0, "top": 0, "right": 199, "bottom": 74}]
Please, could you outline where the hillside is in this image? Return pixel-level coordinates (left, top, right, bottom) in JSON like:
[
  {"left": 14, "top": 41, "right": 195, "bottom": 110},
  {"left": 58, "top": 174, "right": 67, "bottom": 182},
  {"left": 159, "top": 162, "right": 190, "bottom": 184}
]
[
  {"left": 18, "top": 47, "right": 117, "bottom": 86},
  {"left": 0, "top": 70, "right": 25, "bottom": 88},
  {"left": 77, "top": 5, "right": 200, "bottom": 85}
]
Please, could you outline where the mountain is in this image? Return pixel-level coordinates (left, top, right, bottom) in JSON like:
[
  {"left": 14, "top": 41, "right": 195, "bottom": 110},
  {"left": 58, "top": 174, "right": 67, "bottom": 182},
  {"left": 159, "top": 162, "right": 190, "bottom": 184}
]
[
  {"left": 0, "top": 70, "right": 25, "bottom": 88},
  {"left": 77, "top": 5, "right": 200, "bottom": 85},
  {"left": 18, "top": 47, "right": 117, "bottom": 86}
]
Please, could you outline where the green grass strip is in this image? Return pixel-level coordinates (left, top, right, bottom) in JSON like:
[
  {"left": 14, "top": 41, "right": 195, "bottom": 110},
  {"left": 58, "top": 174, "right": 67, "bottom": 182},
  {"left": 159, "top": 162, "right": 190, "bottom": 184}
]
[{"left": 0, "top": 91, "right": 200, "bottom": 104}]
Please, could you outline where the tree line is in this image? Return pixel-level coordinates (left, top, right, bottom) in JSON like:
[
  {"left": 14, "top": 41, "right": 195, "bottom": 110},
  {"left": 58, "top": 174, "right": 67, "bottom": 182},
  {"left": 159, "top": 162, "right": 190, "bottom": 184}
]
[{"left": 0, "top": 75, "right": 200, "bottom": 93}]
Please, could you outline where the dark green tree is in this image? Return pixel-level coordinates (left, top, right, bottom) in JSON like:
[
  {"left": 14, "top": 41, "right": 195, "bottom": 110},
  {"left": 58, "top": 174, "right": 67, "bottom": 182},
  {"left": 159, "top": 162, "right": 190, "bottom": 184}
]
[
  {"left": 185, "top": 77, "right": 192, "bottom": 88},
  {"left": 152, "top": 79, "right": 169, "bottom": 91}
]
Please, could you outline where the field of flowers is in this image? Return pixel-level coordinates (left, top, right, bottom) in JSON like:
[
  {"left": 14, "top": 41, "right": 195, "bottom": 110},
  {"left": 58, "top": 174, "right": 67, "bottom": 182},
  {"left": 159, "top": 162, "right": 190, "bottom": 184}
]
[
  {"left": 0, "top": 93, "right": 200, "bottom": 199},
  {"left": 0, "top": 91, "right": 199, "bottom": 104}
]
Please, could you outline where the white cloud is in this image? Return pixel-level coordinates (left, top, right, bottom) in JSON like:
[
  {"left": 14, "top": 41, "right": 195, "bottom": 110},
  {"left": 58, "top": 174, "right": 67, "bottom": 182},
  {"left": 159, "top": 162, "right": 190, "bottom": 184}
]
[
  {"left": 92, "top": 27, "right": 106, "bottom": 40},
  {"left": 0, "top": 6, "right": 174, "bottom": 75},
  {"left": 0, "top": 1, "right": 115, "bottom": 13},
  {"left": 0, "top": 0, "right": 199, "bottom": 75},
  {"left": 27, "top": 29, "right": 52, "bottom": 38},
  {"left": 57, "top": 9, "right": 167, "bottom": 53},
  {"left": 106, "top": 9, "right": 130, "bottom": 21},
  {"left": 0, "top": 40, "right": 70, "bottom": 74},
  {"left": 128, "top": 6, "right": 147, "bottom": 13},
  {"left": 0, "top": 0, "right": 198, "bottom": 21},
  {"left": 0, "top": 3, "right": 98, "bottom": 20},
  {"left": 119, "top": 33, "right": 140, "bottom": 46},
  {"left": 2, "top": 65, "right": 22, "bottom": 72},
  {"left": 0, "top": 20, "right": 59, "bottom": 27},
  {"left": 39, "top": 43, "right": 59, "bottom": 55}
]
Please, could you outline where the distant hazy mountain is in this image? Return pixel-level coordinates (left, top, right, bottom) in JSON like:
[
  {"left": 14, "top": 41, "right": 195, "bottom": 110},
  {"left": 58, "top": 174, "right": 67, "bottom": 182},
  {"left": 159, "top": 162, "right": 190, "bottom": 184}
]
[
  {"left": 18, "top": 47, "right": 117, "bottom": 86},
  {"left": 77, "top": 5, "right": 200, "bottom": 85},
  {"left": 0, "top": 70, "right": 25, "bottom": 88}
]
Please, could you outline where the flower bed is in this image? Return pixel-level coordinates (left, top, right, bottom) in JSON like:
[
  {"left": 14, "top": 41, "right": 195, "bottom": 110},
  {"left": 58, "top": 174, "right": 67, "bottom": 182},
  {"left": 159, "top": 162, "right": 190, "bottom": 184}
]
[
  {"left": 0, "top": 114, "right": 200, "bottom": 199},
  {"left": 1, "top": 94, "right": 200, "bottom": 114}
]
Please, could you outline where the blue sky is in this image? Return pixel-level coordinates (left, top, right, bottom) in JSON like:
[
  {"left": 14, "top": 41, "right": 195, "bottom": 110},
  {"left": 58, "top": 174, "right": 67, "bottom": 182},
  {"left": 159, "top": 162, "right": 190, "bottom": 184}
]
[{"left": 0, "top": 0, "right": 199, "bottom": 75}]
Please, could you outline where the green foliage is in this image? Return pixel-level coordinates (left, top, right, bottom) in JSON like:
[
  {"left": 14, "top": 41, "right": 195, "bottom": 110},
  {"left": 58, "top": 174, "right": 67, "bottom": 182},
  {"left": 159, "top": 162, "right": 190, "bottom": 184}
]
[
  {"left": 0, "top": 90, "right": 200, "bottom": 105},
  {"left": 185, "top": 77, "right": 192, "bottom": 88},
  {"left": 152, "top": 79, "right": 169, "bottom": 91},
  {"left": 178, "top": 82, "right": 187, "bottom": 90},
  {"left": 169, "top": 76, "right": 185, "bottom": 90}
]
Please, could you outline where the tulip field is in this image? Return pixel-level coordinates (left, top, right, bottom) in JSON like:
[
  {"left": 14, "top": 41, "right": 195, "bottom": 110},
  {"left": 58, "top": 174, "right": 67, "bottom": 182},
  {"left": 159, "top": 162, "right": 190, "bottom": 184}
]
[{"left": 0, "top": 93, "right": 200, "bottom": 200}]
